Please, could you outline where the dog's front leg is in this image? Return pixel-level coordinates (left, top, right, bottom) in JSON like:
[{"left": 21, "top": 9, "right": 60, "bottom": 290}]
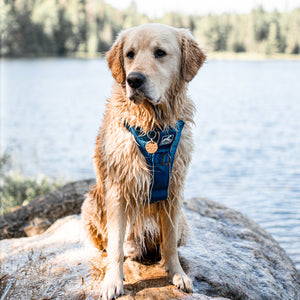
[
  {"left": 160, "top": 205, "right": 193, "bottom": 293},
  {"left": 101, "top": 184, "right": 126, "bottom": 300}
]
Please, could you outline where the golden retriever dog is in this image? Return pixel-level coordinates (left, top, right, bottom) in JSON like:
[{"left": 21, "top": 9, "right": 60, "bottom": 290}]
[{"left": 81, "top": 23, "right": 206, "bottom": 299}]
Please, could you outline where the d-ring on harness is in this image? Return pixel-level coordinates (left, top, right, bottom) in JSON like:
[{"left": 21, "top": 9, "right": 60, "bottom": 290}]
[{"left": 125, "top": 120, "right": 184, "bottom": 204}]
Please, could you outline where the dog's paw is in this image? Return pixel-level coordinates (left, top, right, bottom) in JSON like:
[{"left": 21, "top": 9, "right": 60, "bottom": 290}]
[
  {"left": 172, "top": 273, "right": 193, "bottom": 293},
  {"left": 101, "top": 273, "right": 124, "bottom": 300},
  {"left": 124, "top": 239, "right": 142, "bottom": 260}
]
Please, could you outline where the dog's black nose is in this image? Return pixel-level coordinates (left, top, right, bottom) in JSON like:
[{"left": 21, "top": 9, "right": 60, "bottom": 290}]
[{"left": 127, "top": 72, "right": 146, "bottom": 89}]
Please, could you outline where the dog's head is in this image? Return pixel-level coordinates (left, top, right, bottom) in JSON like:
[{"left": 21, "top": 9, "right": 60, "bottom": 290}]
[{"left": 107, "top": 23, "right": 206, "bottom": 106}]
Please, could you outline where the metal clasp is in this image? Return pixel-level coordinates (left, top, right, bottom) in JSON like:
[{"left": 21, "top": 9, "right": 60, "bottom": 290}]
[{"left": 161, "top": 154, "right": 171, "bottom": 165}]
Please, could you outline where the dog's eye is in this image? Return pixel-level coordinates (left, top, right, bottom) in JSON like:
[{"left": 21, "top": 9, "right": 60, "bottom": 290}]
[
  {"left": 154, "top": 49, "right": 166, "bottom": 58},
  {"left": 126, "top": 51, "right": 135, "bottom": 59}
]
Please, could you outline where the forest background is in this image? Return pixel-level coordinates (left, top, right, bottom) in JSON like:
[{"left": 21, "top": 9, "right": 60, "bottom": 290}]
[{"left": 1, "top": 0, "right": 300, "bottom": 58}]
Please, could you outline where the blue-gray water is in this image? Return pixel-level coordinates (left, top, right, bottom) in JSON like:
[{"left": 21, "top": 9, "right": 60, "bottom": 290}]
[{"left": 1, "top": 58, "right": 300, "bottom": 271}]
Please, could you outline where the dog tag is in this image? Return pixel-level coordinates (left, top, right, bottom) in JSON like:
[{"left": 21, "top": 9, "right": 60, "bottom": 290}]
[{"left": 145, "top": 141, "right": 158, "bottom": 154}]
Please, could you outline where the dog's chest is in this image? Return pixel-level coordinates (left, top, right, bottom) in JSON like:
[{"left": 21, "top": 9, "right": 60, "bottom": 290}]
[
  {"left": 103, "top": 125, "right": 150, "bottom": 188},
  {"left": 102, "top": 122, "right": 192, "bottom": 203}
]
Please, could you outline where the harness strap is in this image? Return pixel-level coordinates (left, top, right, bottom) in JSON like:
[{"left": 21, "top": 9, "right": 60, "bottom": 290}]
[{"left": 125, "top": 120, "right": 184, "bottom": 203}]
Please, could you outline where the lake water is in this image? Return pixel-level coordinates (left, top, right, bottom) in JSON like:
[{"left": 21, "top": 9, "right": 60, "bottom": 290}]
[{"left": 1, "top": 58, "right": 300, "bottom": 271}]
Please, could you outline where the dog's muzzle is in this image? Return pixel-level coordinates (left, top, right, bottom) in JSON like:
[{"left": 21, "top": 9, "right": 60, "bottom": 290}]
[{"left": 126, "top": 72, "right": 159, "bottom": 104}]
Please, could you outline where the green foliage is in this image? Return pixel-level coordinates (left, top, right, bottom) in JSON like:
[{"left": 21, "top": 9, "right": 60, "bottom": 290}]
[
  {"left": 0, "top": 151, "right": 63, "bottom": 217},
  {"left": 252, "top": 6, "right": 269, "bottom": 42},
  {"left": 1, "top": 1, "right": 300, "bottom": 57}
]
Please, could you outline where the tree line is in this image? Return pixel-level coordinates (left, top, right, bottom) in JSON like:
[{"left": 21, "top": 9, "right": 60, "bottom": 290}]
[{"left": 1, "top": 0, "right": 300, "bottom": 57}]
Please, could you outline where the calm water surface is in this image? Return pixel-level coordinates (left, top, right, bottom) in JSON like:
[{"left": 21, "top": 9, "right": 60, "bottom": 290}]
[{"left": 1, "top": 58, "right": 300, "bottom": 270}]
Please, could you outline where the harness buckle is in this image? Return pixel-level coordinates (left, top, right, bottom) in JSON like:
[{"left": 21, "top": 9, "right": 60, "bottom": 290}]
[{"left": 161, "top": 153, "right": 171, "bottom": 165}]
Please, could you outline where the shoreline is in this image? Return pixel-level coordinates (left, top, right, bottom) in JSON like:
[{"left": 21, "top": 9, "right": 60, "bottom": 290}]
[
  {"left": 1, "top": 52, "right": 300, "bottom": 61},
  {"left": 207, "top": 51, "right": 300, "bottom": 61}
]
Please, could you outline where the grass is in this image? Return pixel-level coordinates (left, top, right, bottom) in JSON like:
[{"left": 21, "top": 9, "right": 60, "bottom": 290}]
[{"left": 0, "top": 151, "right": 64, "bottom": 217}]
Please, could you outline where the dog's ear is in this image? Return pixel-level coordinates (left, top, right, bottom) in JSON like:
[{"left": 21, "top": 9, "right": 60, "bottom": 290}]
[
  {"left": 106, "top": 34, "right": 126, "bottom": 84},
  {"left": 180, "top": 29, "right": 206, "bottom": 82}
]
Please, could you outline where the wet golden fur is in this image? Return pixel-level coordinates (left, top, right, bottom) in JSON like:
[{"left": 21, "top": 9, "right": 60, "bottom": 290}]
[{"left": 81, "top": 24, "right": 206, "bottom": 299}]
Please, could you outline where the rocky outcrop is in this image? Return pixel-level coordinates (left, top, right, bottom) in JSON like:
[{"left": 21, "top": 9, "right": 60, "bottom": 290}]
[
  {"left": 182, "top": 198, "right": 300, "bottom": 299},
  {"left": 0, "top": 179, "right": 95, "bottom": 239},
  {"left": 0, "top": 192, "right": 299, "bottom": 299}
]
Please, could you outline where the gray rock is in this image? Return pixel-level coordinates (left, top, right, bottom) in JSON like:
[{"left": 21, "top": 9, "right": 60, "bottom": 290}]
[
  {"left": 182, "top": 198, "right": 300, "bottom": 299},
  {"left": 0, "top": 195, "right": 299, "bottom": 299}
]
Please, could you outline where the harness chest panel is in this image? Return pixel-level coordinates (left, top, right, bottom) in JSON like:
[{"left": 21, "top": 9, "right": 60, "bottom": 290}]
[{"left": 125, "top": 120, "right": 184, "bottom": 203}]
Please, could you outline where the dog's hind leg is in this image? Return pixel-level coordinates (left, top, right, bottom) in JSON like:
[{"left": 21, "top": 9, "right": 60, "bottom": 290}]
[
  {"left": 81, "top": 191, "right": 107, "bottom": 250},
  {"left": 124, "top": 232, "right": 142, "bottom": 260},
  {"left": 124, "top": 231, "right": 161, "bottom": 262}
]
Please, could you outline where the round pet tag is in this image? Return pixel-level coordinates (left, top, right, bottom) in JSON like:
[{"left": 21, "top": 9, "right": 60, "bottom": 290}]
[{"left": 145, "top": 141, "right": 158, "bottom": 154}]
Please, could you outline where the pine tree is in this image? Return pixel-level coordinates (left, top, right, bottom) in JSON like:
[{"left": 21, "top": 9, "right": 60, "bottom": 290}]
[{"left": 266, "top": 21, "right": 281, "bottom": 54}]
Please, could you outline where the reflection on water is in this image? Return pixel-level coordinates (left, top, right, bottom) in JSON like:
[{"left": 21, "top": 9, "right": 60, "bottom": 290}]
[{"left": 2, "top": 58, "right": 300, "bottom": 270}]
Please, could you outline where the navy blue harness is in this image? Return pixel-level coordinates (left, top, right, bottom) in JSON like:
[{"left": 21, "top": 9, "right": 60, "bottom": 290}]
[{"left": 125, "top": 120, "right": 184, "bottom": 204}]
